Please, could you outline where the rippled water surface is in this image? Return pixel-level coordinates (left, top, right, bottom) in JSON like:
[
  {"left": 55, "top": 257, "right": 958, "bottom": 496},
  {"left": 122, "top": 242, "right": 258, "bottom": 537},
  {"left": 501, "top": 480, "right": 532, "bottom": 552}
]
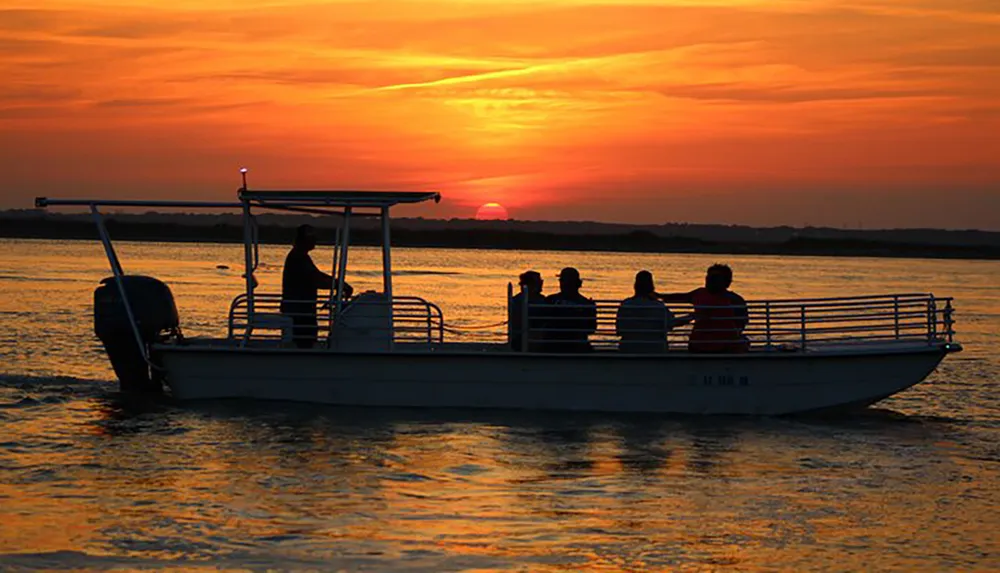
[{"left": 1, "top": 239, "right": 999, "bottom": 571}]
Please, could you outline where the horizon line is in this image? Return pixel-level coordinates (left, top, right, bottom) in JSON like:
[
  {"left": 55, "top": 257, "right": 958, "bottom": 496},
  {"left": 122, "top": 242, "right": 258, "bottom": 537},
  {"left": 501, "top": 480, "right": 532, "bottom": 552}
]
[{"left": 1, "top": 208, "right": 998, "bottom": 234}]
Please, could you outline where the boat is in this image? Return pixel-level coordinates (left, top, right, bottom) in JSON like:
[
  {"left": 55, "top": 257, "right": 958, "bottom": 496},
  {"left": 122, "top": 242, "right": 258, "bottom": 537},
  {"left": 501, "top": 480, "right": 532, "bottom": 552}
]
[{"left": 34, "top": 180, "right": 963, "bottom": 415}]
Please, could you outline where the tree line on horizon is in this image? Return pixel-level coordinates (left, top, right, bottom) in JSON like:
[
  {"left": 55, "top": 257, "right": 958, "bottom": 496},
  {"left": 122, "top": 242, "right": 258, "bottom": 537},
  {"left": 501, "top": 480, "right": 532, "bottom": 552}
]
[
  {"left": 2, "top": 209, "right": 998, "bottom": 246},
  {"left": 1, "top": 215, "right": 998, "bottom": 261}
]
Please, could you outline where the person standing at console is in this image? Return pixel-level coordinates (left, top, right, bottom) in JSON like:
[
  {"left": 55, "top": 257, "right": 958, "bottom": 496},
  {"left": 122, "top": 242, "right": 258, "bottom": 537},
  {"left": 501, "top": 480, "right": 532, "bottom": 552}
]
[{"left": 281, "top": 224, "right": 353, "bottom": 348}]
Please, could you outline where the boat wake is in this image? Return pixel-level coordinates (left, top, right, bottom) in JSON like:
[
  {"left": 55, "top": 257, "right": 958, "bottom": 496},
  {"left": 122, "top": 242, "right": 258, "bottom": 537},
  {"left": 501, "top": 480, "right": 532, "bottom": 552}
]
[
  {"left": 0, "top": 374, "right": 115, "bottom": 406},
  {"left": 0, "top": 549, "right": 506, "bottom": 573}
]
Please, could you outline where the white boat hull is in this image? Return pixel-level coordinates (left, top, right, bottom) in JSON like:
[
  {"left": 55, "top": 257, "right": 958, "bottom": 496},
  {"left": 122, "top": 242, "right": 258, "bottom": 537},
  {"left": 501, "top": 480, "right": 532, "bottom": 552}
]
[{"left": 154, "top": 343, "right": 955, "bottom": 415}]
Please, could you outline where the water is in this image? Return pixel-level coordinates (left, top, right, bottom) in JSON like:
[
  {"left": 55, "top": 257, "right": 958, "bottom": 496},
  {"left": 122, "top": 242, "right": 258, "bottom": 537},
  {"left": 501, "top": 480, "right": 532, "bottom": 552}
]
[{"left": 1, "top": 238, "right": 999, "bottom": 571}]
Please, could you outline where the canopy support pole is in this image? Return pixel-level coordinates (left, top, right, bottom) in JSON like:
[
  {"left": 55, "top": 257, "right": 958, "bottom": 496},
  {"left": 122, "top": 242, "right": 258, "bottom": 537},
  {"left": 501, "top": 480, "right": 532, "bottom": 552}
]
[
  {"left": 381, "top": 206, "right": 394, "bottom": 350},
  {"left": 91, "top": 205, "right": 147, "bottom": 363},
  {"left": 328, "top": 224, "right": 342, "bottom": 346},
  {"left": 240, "top": 199, "right": 256, "bottom": 346},
  {"left": 334, "top": 207, "right": 352, "bottom": 326}
]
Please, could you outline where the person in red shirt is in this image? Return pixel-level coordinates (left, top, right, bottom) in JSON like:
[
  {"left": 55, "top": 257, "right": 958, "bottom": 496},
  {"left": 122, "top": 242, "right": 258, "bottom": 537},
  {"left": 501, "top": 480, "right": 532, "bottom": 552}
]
[{"left": 656, "top": 264, "right": 749, "bottom": 353}]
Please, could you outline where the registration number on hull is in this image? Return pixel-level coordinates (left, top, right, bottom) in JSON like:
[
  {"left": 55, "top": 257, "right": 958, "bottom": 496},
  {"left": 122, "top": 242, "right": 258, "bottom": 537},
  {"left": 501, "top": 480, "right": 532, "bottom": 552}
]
[{"left": 694, "top": 374, "right": 750, "bottom": 386}]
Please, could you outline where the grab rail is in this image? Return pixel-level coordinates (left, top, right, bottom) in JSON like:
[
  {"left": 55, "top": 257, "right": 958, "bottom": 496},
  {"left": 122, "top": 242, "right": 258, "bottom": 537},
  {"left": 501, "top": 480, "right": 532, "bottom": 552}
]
[
  {"left": 509, "top": 292, "right": 956, "bottom": 353},
  {"left": 228, "top": 292, "right": 444, "bottom": 346},
  {"left": 227, "top": 291, "right": 955, "bottom": 353}
]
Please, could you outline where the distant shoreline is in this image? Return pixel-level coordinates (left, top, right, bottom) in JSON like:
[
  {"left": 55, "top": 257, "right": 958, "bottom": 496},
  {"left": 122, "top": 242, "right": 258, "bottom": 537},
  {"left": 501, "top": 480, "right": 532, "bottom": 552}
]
[{"left": 2, "top": 217, "right": 999, "bottom": 261}]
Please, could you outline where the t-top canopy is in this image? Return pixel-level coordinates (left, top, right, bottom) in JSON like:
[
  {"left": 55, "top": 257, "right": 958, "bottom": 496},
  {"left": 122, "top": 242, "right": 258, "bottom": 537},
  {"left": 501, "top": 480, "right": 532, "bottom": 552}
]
[
  {"left": 35, "top": 189, "right": 442, "bottom": 211},
  {"left": 239, "top": 190, "right": 441, "bottom": 208}
]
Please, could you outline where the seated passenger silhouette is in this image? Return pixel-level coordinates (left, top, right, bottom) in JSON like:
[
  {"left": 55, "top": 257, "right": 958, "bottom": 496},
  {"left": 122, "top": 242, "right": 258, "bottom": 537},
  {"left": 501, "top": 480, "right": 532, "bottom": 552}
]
[
  {"left": 657, "top": 264, "right": 749, "bottom": 353},
  {"left": 510, "top": 270, "right": 545, "bottom": 352},
  {"left": 281, "top": 224, "right": 353, "bottom": 348},
  {"left": 541, "top": 267, "right": 597, "bottom": 353},
  {"left": 616, "top": 270, "right": 675, "bottom": 353}
]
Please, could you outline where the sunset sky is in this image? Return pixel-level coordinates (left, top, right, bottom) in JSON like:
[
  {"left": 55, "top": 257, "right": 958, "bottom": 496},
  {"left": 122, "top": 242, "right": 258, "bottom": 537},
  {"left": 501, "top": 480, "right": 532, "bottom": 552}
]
[{"left": 1, "top": 0, "right": 998, "bottom": 229}]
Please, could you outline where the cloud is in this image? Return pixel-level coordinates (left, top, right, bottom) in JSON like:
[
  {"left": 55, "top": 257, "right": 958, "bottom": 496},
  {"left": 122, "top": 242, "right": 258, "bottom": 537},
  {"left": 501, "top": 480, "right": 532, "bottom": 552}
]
[
  {"left": 0, "top": 9, "right": 69, "bottom": 31},
  {"left": 657, "top": 83, "right": 947, "bottom": 103},
  {"left": 93, "top": 97, "right": 191, "bottom": 108},
  {"left": 0, "top": 0, "right": 997, "bottom": 228},
  {"left": 0, "top": 84, "right": 83, "bottom": 104}
]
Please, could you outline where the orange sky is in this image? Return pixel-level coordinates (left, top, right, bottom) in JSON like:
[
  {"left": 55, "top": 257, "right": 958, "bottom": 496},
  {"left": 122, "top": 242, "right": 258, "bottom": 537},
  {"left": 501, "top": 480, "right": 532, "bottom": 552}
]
[{"left": 1, "top": 0, "right": 998, "bottom": 229}]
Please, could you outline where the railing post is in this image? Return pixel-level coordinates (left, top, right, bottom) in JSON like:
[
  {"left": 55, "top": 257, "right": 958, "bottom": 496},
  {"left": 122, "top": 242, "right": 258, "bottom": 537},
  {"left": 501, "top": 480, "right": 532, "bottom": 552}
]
[
  {"left": 944, "top": 299, "right": 954, "bottom": 343},
  {"left": 521, "top": 284, "right": 529, "bottom": 352},
  {"left": 893, "top": 295, "right": 900, "bottom": 340},
  {"left": 927, "top": 298, "right": 937, "bottom": 343},
  {"left": 765, "top": 301, "right": 772, "bottom": 349},
  {"left": 800, "top": 305, "right": 807, "bottom": 350},
  {"left": 424, "top": 300, "right": 432, "bottom": 344},
  {"left": 506, "top": 282, "right": 513, "bottom": 347}
]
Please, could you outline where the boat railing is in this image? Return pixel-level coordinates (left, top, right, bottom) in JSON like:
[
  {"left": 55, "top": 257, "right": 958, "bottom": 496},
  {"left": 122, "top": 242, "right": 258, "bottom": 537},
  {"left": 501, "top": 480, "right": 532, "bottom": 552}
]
[
  {"left": 511, "top": 293, "right": 955, "bottom": 352},
  {"left": 227, "top": 292, "right": 444, "bottom": 346},
  {"left": 227, "top": 291, "right": 954, "bottom": 353}
]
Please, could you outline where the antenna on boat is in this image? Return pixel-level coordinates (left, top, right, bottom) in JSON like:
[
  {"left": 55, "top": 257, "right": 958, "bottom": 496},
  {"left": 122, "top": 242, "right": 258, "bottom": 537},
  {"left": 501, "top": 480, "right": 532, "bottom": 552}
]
[{"left": 240, "top": 167, "right": 249, "bottom": 191}]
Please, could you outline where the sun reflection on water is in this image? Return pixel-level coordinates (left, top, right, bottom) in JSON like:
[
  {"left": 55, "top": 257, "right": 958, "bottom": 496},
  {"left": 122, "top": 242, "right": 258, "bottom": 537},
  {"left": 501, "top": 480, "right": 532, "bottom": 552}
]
[{"left": 1, "top": 239, "right": 999, "bottom": 570}]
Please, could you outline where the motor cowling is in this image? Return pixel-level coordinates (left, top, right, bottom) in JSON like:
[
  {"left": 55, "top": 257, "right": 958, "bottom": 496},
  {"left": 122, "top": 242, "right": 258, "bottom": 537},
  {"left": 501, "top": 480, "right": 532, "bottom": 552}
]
[{"left": 94, "top": 276, "right": 180, "bottom": 393}]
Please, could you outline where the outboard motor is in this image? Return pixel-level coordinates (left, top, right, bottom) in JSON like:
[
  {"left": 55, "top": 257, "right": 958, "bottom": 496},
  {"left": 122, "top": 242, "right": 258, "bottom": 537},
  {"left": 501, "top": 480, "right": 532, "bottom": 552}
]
[{"left": 94, "top": 276, "right": 181, "bottom": 393}]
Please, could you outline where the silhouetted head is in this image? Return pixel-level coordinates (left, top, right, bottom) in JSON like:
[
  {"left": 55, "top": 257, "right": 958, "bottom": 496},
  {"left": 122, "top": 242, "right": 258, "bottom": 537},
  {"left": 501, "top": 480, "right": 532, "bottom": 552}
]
[
  {"left": 634, "top": 270, "right": 655, "bottom": 296},
  {"left": 294, "top": 224, "right": 317, "bottom": 252},
  {"left": 518, "top": 270, "right": 543, "bottom": 295},
  {"left": 557, "top": 267, "right": 583, "bottom": 293},
  {"left": 705, "top": 263, "right": 733, "bottom": 293}
]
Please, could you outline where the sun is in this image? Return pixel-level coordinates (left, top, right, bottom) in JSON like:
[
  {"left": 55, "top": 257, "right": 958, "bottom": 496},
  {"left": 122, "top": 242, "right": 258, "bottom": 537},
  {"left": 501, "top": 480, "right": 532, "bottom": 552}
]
[{"left": 475, "top": 202, "right": 509, "bottom": 220}]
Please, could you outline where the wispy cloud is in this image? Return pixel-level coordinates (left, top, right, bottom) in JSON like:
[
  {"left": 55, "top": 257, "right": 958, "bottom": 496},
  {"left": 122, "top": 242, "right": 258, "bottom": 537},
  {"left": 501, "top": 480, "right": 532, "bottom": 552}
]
[{"left": 0, "top": 0, "right": 997, "bottom": 228}]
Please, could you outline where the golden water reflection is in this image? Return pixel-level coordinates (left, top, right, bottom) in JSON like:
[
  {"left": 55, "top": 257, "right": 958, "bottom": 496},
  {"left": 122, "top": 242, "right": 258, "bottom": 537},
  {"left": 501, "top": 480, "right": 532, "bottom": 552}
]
[
  {"left": 2, "top": 394, "right": 998, "bottom": 570},
  {"left": 1, "top": 239, "right": 999, "bottom": 569}
]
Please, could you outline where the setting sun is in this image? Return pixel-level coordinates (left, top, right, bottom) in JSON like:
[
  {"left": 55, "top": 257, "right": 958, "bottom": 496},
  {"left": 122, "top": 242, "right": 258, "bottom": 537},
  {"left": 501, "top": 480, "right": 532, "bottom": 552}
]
[
  {"left": 475, "top": 203, "right": 509, "bottom": 221},
  {"left": 0, "top": 0, "right": 997, "bottom": 229}
]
